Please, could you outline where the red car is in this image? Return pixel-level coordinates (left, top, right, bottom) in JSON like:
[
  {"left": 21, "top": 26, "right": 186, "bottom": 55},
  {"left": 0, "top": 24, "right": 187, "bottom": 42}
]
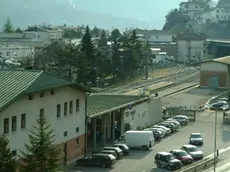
[{"left": 170, "top": 150, "right": 193, "bottom": 165}]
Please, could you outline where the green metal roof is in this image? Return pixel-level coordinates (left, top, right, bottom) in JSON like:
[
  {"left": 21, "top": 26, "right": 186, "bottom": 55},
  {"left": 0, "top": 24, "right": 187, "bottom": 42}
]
[
  {"left": 87, "top": 94, "right": 147, "bottom": 117},
  {"left": 0, "top": 69, "right": 92, "bottom": 112}
]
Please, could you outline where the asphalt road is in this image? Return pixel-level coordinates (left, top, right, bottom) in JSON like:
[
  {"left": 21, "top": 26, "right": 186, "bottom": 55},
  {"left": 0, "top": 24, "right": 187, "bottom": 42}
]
[{"left": 68, "top": 111, "right": 230, "bottom": 172}]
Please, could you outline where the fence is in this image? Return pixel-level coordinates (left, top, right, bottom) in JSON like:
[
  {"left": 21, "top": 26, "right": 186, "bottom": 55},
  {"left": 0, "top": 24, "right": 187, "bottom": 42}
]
[{"left": 164, "top": 106, "right": 202, "bottom": 122}]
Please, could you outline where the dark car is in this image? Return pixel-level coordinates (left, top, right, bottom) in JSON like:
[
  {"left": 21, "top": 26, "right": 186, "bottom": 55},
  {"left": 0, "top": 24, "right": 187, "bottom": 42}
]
[
  {"left": 170, "top": 150, "right": 193, "bottom": 165},
  {"left": 76, "top": 153, "right": 116, "bottom": 168},
  {"left": 103, "top": 147, "right": 123, "bottom": 158},
  {"left": 154, "top": 152, "right": 182, "bottom": 170},
  {"left": 189, "top": 133, "right": 203, "bottom": 146},
  {"left": 113, "top": 143, "right": 130, "bottom": 155},
  {"left": 92, "top": 150, "right": 118, "bottom": 159},
  {"left": 210, "top": 101, "right": 229, "bottom": 111},
  {"left": 159, "top": 123, "right": 176, "bottom": 133}
]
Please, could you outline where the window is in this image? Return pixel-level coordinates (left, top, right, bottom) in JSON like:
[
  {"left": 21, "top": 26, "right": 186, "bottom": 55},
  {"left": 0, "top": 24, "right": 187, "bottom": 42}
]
[
  {"left": 69, "top": 101, "right": 73, "bottom": 114},
  {"left": 76, "top": 99, "right": 79, "bottom": 112},
  {"left": 21, "top": 113, "right": 26, "bottom": 129},
  {"left": 64, "top": 131, "right": 67, "bottom": 137},
  {"left": 28, "top": 94, "right": 33, "bottom": 100},
  {"left": 40, "top": 108, "right": 44, "bottom": 118},
  {"left": 56, "top": 104, "right": 61, "bottom": 118},
  {"left": 4, "top": 118, "right": 9, "bottom": 134},
  {"left": 40, "top": 92, "right": 44, "bottom": 97},
  {"left": 75, "top": 138, "right": 79, "bottom": 145},
  {"left": 12, "top": 150, "right": 17, "bottom": 156},
  {"left": 6, "top": 52, "right": 10, "bottom": 56},
  {"left": 76, "top": 127, "right": 79, "bottom": 132},
  {"left": 50, "top": 89, "right": 55, "bottom": 95},
  {"left": 12, "top": 116, "right": 17, "bottom": 132},
  {"left": 64, "top": 102, "right": 68, "bottom": 116}
]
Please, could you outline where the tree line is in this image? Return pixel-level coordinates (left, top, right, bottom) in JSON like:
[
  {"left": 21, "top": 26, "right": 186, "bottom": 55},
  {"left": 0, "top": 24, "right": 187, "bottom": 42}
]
[
  {"left": 23, "top": 27, "right": 151, "bottom": 86},
  {"left": 2, "top": 17, "right": 152, "bottom": 86}
]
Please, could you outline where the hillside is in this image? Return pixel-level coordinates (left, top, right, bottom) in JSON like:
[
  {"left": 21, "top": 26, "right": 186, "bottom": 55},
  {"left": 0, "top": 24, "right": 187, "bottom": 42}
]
[{"left": 0, "top": 0, "right": 181, "bottom": 30}]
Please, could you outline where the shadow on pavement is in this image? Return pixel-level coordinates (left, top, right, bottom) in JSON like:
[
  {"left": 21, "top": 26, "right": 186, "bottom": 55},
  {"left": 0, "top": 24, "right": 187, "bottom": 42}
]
[
  {"left": 221, "top": 125, "right": 230, "bottom": 143},
  {"left": 150, "top": 167, "right": 168, "bottom": 172},
  {"left": 122, "top": 149, "right": 152, "bottom": 160}
]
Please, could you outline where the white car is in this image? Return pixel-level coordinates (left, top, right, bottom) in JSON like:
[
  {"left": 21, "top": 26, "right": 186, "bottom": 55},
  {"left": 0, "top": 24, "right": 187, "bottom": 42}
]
[
  {"left": 153, "top": 125, "right": 171, "bottom": 135},
  {"left": 172, "top": 115, "right": 188, "bottom": 125},
  {"left": 209, "top": 101, "right": 229, "bottom": 111}
]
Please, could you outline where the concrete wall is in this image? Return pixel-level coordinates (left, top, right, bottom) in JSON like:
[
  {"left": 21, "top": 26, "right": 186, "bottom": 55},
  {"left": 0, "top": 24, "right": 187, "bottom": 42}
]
[
  {"left": 0, "top": 86, "right": 86, "bottom": 160},
  {"left": 124, "top": 98, "right": 163, "bottom": 130},
  {"left": 178, "top": 40, "right": 205, "bottom": 61}
]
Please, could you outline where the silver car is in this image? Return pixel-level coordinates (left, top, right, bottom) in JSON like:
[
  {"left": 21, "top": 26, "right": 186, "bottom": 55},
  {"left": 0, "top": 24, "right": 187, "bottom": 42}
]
[
  {"left": 164, "top": 119, "right": 180, "bottom": 130},
  {"left": 180, "top": 145, "right": 203, "bottom": 160},
  {"left": 153, "top": 125, "right": 171, "bottom": 135}
]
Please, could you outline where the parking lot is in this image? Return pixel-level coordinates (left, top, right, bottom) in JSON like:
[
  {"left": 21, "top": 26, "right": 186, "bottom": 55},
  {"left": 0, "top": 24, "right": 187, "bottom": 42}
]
[
  {"left": 68, "top": 110, "right": 230, "bottom": 172},
  {"left": 68, "top": 88, "right": 230, "bottom": 172}
]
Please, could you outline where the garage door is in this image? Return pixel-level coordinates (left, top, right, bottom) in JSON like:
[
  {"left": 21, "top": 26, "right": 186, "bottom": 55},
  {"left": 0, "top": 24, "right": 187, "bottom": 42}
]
[{"left": 208, "top": 76, "right": 219, "bottom": 89}]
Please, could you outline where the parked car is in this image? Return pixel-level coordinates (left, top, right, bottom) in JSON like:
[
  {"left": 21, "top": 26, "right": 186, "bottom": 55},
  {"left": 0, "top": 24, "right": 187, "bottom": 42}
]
[
  {"left": 92, "top": 150, "right": 118, "bottom": 159},
  {"left": 153, "top": 125, "right": 171, "bottom": 135},
  {"left": 170, "top": 150, "right": 193, "bottom": 165},
  {"left": 189, "top": 133, "right": 203, "bottom": 146},
  {"left": 181, "top": 145, "right": 203, "bottom": 160},
  {"left": 164, "top": 119, "right": 180, "bottom": 130},
  {"left": 210, "top": 101, "right": 229, "bottom": 111},
  {"left": 159, "top": 123, "right": 176, "bottom": 133},
  {"left": 172, "top": 115, "right": 188, "bottom": 125},
  {"left": 150, "top": 127, "right": 166, "bottom": 137},
  {"left": 116, "top": 130, "right": 154, "bottom": 150},
  {"left": 102, "top": 147, "right": 123, "bottom": 158},
  {"left": 144, "top": 128, "right": 164, "bottom": 141},
  {"left": 154, "top": 152, "right": 182, "bottom": 170},
  {"left": 113, "top": 143, "right": 130, "bottom": 155},
  {"left": 76, "top": 153, "right": 116, "bottom": 168}
]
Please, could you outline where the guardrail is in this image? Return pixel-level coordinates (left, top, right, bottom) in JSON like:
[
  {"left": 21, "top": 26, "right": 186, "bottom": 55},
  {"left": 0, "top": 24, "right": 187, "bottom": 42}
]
[{"left": 179, "top": 157, "right": 218, "bottom": 172}]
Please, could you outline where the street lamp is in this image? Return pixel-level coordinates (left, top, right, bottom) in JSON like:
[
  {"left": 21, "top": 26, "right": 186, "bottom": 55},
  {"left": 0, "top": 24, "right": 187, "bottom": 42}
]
[{"left": 210, "top": 109, "right": 218, "bottom": 172}]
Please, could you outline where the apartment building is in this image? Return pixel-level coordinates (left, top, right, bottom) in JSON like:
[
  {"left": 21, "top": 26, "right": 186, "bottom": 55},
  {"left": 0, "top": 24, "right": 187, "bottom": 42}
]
[{"left": 0, "top": 70, "right": 91, "bottom": 164}]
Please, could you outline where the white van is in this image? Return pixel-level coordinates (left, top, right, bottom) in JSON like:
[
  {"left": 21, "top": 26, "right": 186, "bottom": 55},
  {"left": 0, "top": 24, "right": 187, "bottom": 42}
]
[{"left": 116, "top": 131, "right": 154, "bottom": 150}]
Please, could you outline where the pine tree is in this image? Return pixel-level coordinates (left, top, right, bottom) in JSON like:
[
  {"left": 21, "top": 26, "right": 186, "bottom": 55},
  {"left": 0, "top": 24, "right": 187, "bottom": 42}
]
[
  {"left": 0, "top": 134, "right": 17, "bottom": 172},
  {"left": 3, "top": 17, "right": 14, "bottom": 33},
  {"left": 19, "top": 115, "right": 61, "bottom": 172},
  {"left": 80, "top": 26, "right": 97, "bottom": 83},
  {"left": 98, "top": 30, "right": 107, "bottom": 48}
]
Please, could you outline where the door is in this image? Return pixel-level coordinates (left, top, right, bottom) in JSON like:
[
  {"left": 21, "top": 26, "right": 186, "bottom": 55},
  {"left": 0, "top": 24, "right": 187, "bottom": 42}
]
[
  {"left": 63, "top": 143, "right": 67, "bottom": 165},
  {"left": 208, "top": 76, "right": 219, "bottom": 89}
]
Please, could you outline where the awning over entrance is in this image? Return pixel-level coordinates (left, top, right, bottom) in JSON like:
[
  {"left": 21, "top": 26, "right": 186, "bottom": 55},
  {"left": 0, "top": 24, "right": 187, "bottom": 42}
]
[{"left": 87, "top": 94, "right": 148, "bottom": 118}]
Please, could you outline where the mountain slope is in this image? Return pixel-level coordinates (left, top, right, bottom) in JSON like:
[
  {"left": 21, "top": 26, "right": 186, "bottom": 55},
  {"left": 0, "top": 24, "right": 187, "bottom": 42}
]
[{"left": 0, "top": 0, "right": 182, "bottom": 30}]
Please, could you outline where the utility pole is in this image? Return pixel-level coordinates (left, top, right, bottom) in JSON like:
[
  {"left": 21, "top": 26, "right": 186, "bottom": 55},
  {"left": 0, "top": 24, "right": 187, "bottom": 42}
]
[
  {"left": 144, "top": 54, "right": 149, "bottom": 80},
  {"left": 213, "top": 110, "right": 217, "bottom": 172}
]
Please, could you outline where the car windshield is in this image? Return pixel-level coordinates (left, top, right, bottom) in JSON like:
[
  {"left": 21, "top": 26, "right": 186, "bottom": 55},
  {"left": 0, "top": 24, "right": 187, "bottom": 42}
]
[
  {"left": 108, "top": 154, "right": 116, "bottom": 159},
  {"left": 123, "top": 144, "right": 129, "bottom": 149},
  {"left": 114, "top": 147, "right": 122, "bottom": 152},
  {"left": 191, "top": 134, "right": 201, "bottom": 138},
  {"left": 166, "top": 154, "right": 175, "bottom": 161},
  {"left": 188, "top": 147, "right": 197, "bottom": 152}
]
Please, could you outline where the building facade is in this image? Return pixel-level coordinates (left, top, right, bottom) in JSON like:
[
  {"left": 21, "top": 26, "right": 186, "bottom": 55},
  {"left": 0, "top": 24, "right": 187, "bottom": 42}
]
[
  {"left": 200, "top": 56, "right": 230, "bottom": 89},
  {"left": 179, "top": 0, "right": 211, "bottom": 20},
  {"left": 198, "top": 8, "right": 217, "bottom": 24},
  {"left": 0, "top": 70, "right": 90, "bottom": 164},
  {"left": 0, "top": 45, "right": 34, "bottom": 60},
  {"left": 148, "top": 31, "right": 172, "bottom": 43},
  {"left": 177, "top": 33, "right": 206, "bottom": 62},
  {"left": 216, "top": 0, "right": 230, "bottom": 22}
]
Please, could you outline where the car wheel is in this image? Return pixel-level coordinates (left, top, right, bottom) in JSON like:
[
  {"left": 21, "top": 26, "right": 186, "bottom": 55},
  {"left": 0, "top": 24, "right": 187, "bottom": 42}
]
[
  {"left": 156, "top": 162, "right": 161, "bottom": 168},
  {"left": 141, "top": 145, "right": 148, "bottom": 150},
  {"left": 167, "top": 165, "right": 172, "bottom": 170},
  {"left": 102, "top": 163, "right": 106, "bottom": 168}
]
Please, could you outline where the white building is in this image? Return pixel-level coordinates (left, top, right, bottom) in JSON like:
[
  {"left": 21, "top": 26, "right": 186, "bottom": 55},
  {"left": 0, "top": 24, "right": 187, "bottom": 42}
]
[
  {"left": 148, "top": 31, "right": 172, "bottom": 43},
  {"left": 177, "top": 33, "right": 206, "bottom": 62},
  {"left": 179, "top": 0, "right": 211, "bottom": 20},
  {"left": 198, "top": 8, "right": 217, "bottom": 24},
  {"left": 0, "top": 45, "right": 34, "bottom": 60},
  {"left": 0, "top": 70, "right": 91, "bottom": 164},
  {"left": 216, "top": 0, "right": 230, "bottom": 22}
]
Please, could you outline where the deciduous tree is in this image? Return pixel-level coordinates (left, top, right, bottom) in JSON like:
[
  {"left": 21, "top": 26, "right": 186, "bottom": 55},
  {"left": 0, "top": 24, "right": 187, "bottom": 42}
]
[{"left": 3, "top": 17, "right": 14, "bottom": 33}]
